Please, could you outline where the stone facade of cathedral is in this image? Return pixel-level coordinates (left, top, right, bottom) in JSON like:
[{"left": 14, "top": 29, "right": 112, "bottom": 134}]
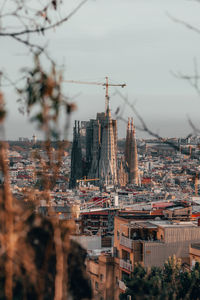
[
  {"left": 125, "top": 118, "right": 139, "bottom": 185},
  {"left": 70, "top": 111, "right": 139, "bottom": 188}
]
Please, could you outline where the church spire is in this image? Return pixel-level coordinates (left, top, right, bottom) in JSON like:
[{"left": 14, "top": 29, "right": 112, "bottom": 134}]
[
  {"left": 129, "top": 117, "right": 139, "bottom": 185},
  {"left": 69, "top": 120, "right": 83, "bottom": 188},
  {"left": 125, "top": 118, "right": 139, "bottom": 185},
  {"left": 125, "top": 118, "right": 131, "bottom": 168},
  {"left": 98, "top": 107, "right": 118, "bottom": 186}
]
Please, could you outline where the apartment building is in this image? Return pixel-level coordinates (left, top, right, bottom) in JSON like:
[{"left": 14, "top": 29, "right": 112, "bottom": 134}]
[
  {"left": 80, "top": 210, "right": 117, "bottom": 235},
  {"left": 190, "top": 243, "right": 200, "bottom": 267},
  {"left": 87, "top": 253, "right": 119, "bottom": 300},
  {"left": 114, "top": 216, "right": 200, "bottom": 296}
]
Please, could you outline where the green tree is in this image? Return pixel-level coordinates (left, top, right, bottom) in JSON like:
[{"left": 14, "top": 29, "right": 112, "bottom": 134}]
[{"left": 120, "top": 258, "right": 200, "bottom": 300}]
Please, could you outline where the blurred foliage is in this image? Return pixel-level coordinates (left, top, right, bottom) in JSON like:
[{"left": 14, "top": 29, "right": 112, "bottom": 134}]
[
  {"left": 18, "top": 54, "right": 64, "bottom": 140},
  {"left": 0, "top": 0, "right": 90, "bottom": 299}
]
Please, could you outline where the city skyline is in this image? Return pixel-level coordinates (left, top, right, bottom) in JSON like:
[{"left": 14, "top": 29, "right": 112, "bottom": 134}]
[{"left": 3, "top": 2, "right": 200, "bottom": 299}]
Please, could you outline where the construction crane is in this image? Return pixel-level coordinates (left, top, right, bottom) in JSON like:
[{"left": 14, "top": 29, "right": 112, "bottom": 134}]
[
  {"left": 76, "top": 177, "right": 100, "bottom": 184},
  {"left": 64, "top": 76, "right": 126, "bottom": 112}
]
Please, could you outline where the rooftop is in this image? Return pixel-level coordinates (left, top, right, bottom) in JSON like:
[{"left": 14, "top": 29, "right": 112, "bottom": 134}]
[
  {"left": 148, "top": 220, "right": 197, "bottom": 228},
  {"left": 128, "top": 220, "right": 197, "bottom": 229}
]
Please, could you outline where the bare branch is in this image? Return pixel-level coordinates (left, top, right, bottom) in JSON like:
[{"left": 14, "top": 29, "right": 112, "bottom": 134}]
[
  {"left": 11, "top": 34, "right": 44, "bottom": 51},
  {"left": 171, "top": 58, "right": 200, "bottom": 97},
  {"left": 116, "top": 90, "right": 200, "bottom": 160},
  {"left": 187, "top": 116, "right": 200, "bottom": 135},
  {"left": 167, "top": 12, "right": 200, "bottom": 35},
  {"left": 0, "top": 0, "right": 88, "bottom": 37}
]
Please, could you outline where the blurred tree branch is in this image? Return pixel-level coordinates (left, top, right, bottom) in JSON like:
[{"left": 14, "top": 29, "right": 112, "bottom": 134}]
[
  {"left": 167, "top": 12, "right": 200, "bottom": 35},
  {"left": 0, "top": 1, "right": 91, "bottom": 300},
  {"left": 0, "top": 0, "right": 87, "bottom": 37}
]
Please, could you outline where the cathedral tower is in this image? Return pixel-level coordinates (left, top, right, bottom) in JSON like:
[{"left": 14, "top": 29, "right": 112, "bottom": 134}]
[
  {"left": 69, "top": 121, "right": 83, "bottom": 188},
  {"left": 125, "top": 118, "right": 130, "bottom": 167},
  {"left": 125, "top": 118, "right": 139, "bottom": 185},
  {"left": 98, "top": 106, "right": 118, "bottom": 186}
]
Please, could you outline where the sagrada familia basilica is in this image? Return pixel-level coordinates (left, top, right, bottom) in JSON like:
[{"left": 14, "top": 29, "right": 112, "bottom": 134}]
[{"left": 70, "top": 95, "right": 139, "bottom": 189}]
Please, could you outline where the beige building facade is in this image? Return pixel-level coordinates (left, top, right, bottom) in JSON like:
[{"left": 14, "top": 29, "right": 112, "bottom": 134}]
[
  {"left": 113, "top": 216, "right": 200, "bottom": 298},
  {"left": 190, "top": 243, "right": 200, "bottom": 267},
  {"left": 86, "top": 254, "right": 119, "bottom": 300}
]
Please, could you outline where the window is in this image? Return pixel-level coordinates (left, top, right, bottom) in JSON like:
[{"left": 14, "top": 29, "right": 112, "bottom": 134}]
[
  {"left": 95, "top": 281, "right": 98, "bottom": 290},
  {"left": 100, "top": 274, "right": 104, "bottom": 282},
  {"left": 113, "top": 247, "right": 119, "bottom": 258},
  {"left": 116, "top": 249, "right": 119, "bottom": 258}
]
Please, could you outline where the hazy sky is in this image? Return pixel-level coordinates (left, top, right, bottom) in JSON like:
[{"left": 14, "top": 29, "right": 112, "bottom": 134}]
[{"left": 1, "top": 0, "right": 200, "bottom": 139}]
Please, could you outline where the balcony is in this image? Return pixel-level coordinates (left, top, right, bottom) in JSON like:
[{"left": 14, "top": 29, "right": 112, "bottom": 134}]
[
  {"left": 120, "top": 259, "right": 133, "bottom": 272},
  {"left": 118, "top": 280, "right": 126, "bottom": 291},
  {"left": 120, "top": 235, "right": 133, "bottom": 249},
  {"left": 88, "top": 261, "right": 99, "bottom": 275}
]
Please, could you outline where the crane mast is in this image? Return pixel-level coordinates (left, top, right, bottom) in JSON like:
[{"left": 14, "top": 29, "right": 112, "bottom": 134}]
[{"left": 64, "top": 77, "right": 126, "bottom": 113}]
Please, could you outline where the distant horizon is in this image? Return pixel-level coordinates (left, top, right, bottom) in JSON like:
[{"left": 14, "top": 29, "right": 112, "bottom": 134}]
[{"left": 6, "top": 134, "right": 199, "bottom": 143}]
